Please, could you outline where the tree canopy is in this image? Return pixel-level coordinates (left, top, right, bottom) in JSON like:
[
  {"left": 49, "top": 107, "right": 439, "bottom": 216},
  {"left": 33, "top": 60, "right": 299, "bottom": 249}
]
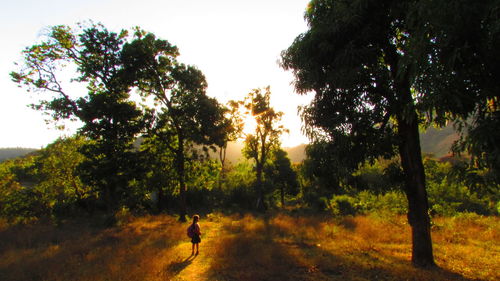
[
  {"left": 11, "top": 23, "right": 228, "bottom": 219},
  {"left": 281, "top": 0, "right": 500, "bottom": 267},
  {"left": 242, "top": 87, "right": 288, "bottom": 210},
  {"left": 121, "top": 29, "right": 228, "bottom": 220}
]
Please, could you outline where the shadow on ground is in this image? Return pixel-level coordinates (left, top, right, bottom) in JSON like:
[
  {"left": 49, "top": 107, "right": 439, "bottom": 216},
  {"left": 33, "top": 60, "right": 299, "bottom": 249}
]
[
  {"left": 166, "top": 254, "right": 198, "bottom": 275},
  {"left": 0, "top": 216, "right": 184, "bottom": 281},
  {"left": 205, "top": 215, "right": 478, "bottom": 281}
]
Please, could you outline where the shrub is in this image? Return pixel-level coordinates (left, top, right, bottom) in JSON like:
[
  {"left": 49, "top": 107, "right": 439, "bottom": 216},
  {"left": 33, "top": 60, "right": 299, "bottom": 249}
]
[
  {"left": 427, "top": 178, "right": 494, "bottom": 216},
  {"left": 328, "top": 191, "right": 407, "bottom": 217},
  {"left": 377, "top": 191, "right": 408, "bottom": 214},
  {"left": 329, "top": 195, "right": 357, "bottom": 216}
]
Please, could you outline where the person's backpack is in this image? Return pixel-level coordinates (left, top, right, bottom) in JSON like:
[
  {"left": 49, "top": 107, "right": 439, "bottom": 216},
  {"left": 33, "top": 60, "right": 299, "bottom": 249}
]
[{"left": 187, "top": 224, "right": 195, "bottom": 238}]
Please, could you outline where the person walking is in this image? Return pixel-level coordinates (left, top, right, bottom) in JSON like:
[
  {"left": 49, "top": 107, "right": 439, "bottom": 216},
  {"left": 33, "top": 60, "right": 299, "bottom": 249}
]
[{"left": 188, "top": 214, "right": 201, "bottom": 255}]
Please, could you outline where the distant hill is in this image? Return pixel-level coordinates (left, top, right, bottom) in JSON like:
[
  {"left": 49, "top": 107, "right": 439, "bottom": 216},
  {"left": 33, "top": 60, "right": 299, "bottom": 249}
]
[
  {"left": 284, "top": 143, "right": 307, "bottom": 163},
  {"left": 219, "top": 142, "right": 307, "bottom": 164},
  {"left": 419, "top": 125, "right": 459, "bottom": 157},
  {"left": 1, "top": 126, "right": 456, "bottom": 165},
  {"left": 276, "top": 125, "right": 458, "bottom": 163},
  {"left": 0, "top": 148, "right": 38, "bottom": 162},
  {"left": 222, "top": 142, "right": 245, "bottom": 164}
]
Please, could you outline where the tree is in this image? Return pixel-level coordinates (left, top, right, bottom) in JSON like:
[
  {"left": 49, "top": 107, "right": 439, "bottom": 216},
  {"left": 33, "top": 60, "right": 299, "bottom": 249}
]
[
  {"left": 0, "top": 155, "right": 40, "bottom": 222},
  {"left": 139, "top": 135, "right": 179, "bottom": 213},
  {"left": 283, "top": 0, "right": 499, "bottom": 267},
  {"left": 282, "top": 0, "right": 444, "bottom": 267},
  {"left": 11, "top": 23, "right": 148, "bottom": 211},
  {"left": 414, "top": 0, "right": 500, "bottom": 183},
  {"left": 217, "top": 100, "right": 244, "bottom": 189},
  {"left": 242, "top": 87, "right": 288, "bottom": 210},
  {"left": 264, "top": 149, "right": 299, "bottom": 208},
  {"left": 121, "top": 30, "right": 228, "bottom": 221},
  {"left": 35, "top": 137, "right": 92, "bottom": 213}
]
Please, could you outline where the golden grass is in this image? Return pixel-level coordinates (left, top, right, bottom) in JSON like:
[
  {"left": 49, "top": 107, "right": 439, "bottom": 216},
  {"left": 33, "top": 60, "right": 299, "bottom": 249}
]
[
  {"left": 0, "top": 213, "right": 498, "bottom": 281},
  {"left": 0, "top": 215, "right": 188, "bottom": 281}
]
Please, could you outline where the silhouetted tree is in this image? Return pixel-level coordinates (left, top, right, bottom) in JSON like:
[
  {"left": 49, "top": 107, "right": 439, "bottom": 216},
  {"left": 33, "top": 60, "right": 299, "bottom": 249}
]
[
  {"left": 282, "top": 0, "right": 498, "bottom": 267},
  {"left": 264, "top": 149, "right": 299, "bottom": 208},
  {"left": 11, "top": 23, "right": 147, "bottom": 211},
  {"left": 242, "top": 87, "right": 287, "bottom": 210},
  {"left": 414, "top": 1, "right": 500, "bottom": 183},
  {"left": 217, "top": 100, "right": 244, "bottom": 189},
  {"left": 121, "top": 30, "right": 228, "bottom": 221}
]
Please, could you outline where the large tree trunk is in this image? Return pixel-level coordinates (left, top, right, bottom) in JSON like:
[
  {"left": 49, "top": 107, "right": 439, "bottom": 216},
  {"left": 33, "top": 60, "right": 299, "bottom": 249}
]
[
  {"left": 179, "top": 175, "right": 187, "bottom": 222},
  {"left": 177, "top": 138, "right": 187, "bottom": 222},
  {"left": 218, "top": 145, "right": 227, "bottom": 190},
  {"left": 280, "top": 185, "right": 285, "bottom": 209},
  {"left": 255, "top": 161, "right": 266, "bottom": 211},
  {"left": 397, "top": 113, "right": 435, "bottom": 268}
]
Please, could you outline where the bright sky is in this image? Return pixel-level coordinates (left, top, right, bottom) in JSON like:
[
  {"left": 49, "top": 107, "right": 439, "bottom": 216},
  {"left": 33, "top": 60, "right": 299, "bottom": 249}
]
[{"left": 0, "top": 0, "right": 312, "bottom": 148}]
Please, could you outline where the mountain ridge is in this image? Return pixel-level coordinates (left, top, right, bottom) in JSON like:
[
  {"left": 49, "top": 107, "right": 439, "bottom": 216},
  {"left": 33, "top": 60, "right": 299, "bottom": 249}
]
[{"left": 0, "top": 125, "right": 457, "bottom": 163}]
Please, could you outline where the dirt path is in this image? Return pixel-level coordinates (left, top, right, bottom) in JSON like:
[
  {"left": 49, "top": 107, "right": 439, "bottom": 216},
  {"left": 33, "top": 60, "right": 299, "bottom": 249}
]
[{"left": 168, "top": 221, "right": 223, "bottom": 281}]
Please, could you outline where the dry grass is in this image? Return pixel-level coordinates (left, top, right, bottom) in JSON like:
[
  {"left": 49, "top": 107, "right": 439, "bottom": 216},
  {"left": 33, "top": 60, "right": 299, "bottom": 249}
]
[
  {"left": 0, "top": 213, "right": 498, "bottom": 281},
  {"left": 0, "top": 215, "right": 187, "bottom": 281}
]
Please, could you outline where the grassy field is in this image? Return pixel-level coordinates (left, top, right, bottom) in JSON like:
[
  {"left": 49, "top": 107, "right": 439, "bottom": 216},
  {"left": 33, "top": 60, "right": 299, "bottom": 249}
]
[{"left": 0, "top": 213, "right": 498, "bottom": 281}]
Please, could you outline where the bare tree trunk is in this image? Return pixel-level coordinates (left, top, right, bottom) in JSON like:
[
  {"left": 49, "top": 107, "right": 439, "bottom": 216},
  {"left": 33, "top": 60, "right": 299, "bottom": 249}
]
[
  {"left": 157, "top": 187, "right": 166, "bottom": 212},
  {"left": 177, "top": 138, "right": 187, "bottom": 222},
  {"left": 398, "top": 113, "right": 435, "bottom": 268},
  {"left": 255, "top": 161, "right": 266, "bottom": 211},
  {"left": 218, "top": 145, "right": 227, "bottom": 190},
  {"left": 280, "top": 185, "right": 285, "bottom": 209}
]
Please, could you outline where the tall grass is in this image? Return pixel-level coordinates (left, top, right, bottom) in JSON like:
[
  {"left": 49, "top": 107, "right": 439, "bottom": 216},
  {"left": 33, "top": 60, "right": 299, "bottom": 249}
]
[
  {"left": 210, "top": 213, "right": 498, "bottom": 281},
  {"left": 0, "top": 215, "right": 186, "bottom": 281},
  {"left": 1, "top": 213, "right": 498, "bottom": 281}
]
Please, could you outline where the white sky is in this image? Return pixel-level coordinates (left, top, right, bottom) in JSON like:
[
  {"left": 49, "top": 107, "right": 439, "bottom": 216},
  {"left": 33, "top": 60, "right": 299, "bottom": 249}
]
[{"left": 0, "top": 0, "right": 312, "bottom": 148}]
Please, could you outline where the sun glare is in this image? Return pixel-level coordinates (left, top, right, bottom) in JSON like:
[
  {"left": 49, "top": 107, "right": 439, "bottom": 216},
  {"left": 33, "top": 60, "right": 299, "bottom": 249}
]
[{"left": 242, "top": 115, "right": 257, "bottom": 136}]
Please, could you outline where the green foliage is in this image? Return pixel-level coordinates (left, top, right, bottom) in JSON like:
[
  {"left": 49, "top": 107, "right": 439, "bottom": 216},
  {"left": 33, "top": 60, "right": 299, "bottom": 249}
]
[
  {"left": 327, "top": 191, "right": 408, "bottom": 217},
  {"left": 0, "top": 138, "right": 94, "bottom": 222},
  {"left": 424, "top": 158, "right": 497, "bottom": 216},
  {"left": 264, "top": 149, "right": 299, "bottom": 208},
  {"left": 35, "top": 137, "right": 95, "bottom": 217},
  {"left": 216, "top": 101, "right": 245, "bottom": 191},
  {"left": 122, "top": 29, "right": 228, "bottom": 219},
  {"left": 11, "top": 23, "right": 149, "bottom": 212},
  {"left": 11, "top": 23, "right": 229, "bottom": 219},
  {"left": 185, "top": 158, "right": 221, "bottom": 209},
  {"left": 351, "top": 158, "right": 404, "bottom": 193},
  {"left": 282, "top": 1, "right": 498, "bottom": 265},
  {"left": 0, "top": 156, "right": 41, "bottom": 223},
  {"left": 36, "top": 138, "right": 89, "bottom": 197},
  {"left": 411, "top": 1, "right": 499, "bottom": 177},
  {"left": 221, "top": 162, "right": 258, "bottom": 210},
  {"left": 427, "top": 180, "right": 493, "bottom": 216},
  {"left": 357, "top": 191, "right": 408, "bottom": 215},
  {"left": 300, "top": 154, "right": 497, "bottom": 218},
  {"left": 241, "top": 87, "right": 287, "bottom": 210},
  {"left": 351, "top": 165, "right": 390, "bottom": 193},
  {"left": 338, "top": 156, "right": 497, "bottom": 217},
  {"left": 138, "top": 136, "right": 178, "bottom": 212},
  {"left": 300, "top": 141, "right": 353, "bottom": 194},
  {"left": 242, "top": 87, "right": 286, "bottom": 163},
  {"left": 329, "top": 195, "right": 357, "bottom": 216},
  {"left": 6, "top": 14, "right": 498, "bottom": 229}
]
